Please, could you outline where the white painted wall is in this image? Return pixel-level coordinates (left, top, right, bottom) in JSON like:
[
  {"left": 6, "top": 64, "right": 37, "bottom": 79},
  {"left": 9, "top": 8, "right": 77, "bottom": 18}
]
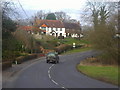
[
  {"left": 56, "top": 28, "right": 66, "bottom": 37},
  {"left": 71, "top": 34, "right": 80, "bottom": 38},
  {"left": 53, "top": 28, "right": 56, "bottom": 31},
  {"left": 46, "top": 27, "right": 50, "bottom": 35},
  {"left": 39, "top": 26, "right": 83, "bottom": 38},
  {"left": 40, "top": 27, "right": 66, "bottom": 37},
  {"left": 80, "top": 34, "right": 84, "bottom": 38}
]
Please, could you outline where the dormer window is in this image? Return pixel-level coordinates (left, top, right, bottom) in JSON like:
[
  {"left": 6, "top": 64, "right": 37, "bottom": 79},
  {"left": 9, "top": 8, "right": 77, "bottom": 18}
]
[
  {"left": 41, "top": 24, "right": 47, "bottom": 30},
  {"left": 51, "top": 27, "right": 53, "bottom": 30},
  {"left": 41, "top": 27, "right": 46, "bottom": 30}
]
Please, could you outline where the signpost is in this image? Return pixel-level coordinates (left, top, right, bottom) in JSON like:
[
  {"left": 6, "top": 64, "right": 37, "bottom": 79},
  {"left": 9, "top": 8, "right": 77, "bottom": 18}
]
[{"left": 73, "top": 43, "right": 76, "bottom": 48}]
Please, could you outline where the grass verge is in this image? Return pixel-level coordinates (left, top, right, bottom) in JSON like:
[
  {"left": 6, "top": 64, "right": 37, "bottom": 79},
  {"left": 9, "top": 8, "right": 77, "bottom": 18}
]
[
  {"left": 62, "top": 47, "right": 92, "bottom": 55},
  {"left": 77, "top": 64, "right": 119, "bottom": 86}
]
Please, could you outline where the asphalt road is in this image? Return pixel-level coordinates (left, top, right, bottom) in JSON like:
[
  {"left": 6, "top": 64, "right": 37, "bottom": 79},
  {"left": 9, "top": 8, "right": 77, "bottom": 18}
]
[{"left": 3, "top": 50, "right": 118, "bottom": 89}]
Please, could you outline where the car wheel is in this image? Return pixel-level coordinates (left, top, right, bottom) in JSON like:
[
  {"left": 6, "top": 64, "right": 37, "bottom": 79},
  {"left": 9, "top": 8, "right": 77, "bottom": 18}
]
[
  {"left": 46, "top": 60, "right": 49, "bottom": 63},
  {"left": 54, "top": 61, "right": 57, "bottom": 64}
]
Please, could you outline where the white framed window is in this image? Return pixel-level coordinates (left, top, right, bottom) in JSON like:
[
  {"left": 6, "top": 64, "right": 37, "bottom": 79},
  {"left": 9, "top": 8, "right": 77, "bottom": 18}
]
[
  {"left": 41, "top": 27, "right": 46, "bottom": 30},
  {"left": 56, "top": 28, "right": 58, "bottom": 31},
  {"left": 47, "top": 28, "right": 49, "bottom": 31},
  {"left": 60, "top": 28, "right": 62, "bottom": 31}
]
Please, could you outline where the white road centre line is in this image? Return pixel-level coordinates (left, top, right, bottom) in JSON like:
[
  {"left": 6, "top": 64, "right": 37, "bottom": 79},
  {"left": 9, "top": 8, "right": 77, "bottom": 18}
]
[
  {"left": 48, "top": 73, "right": 51, "bottom": 79},
  {"left": 48, "top": 64, "right": 68, "bottom": 90},
  {"left": 49, "top": 64, "right": 54, "bottom": 70},
  {"left": 48, "top": 70, "right": 50, "bottom": 74},
  {"left": 52, "top": 80, "right": 58, "bottom": 85},
  {"left": 62, "top": 87, "right": 65, "bottom": 88},
  {"left": 62, "top": 87, "right": 68, "bottom": 90}
]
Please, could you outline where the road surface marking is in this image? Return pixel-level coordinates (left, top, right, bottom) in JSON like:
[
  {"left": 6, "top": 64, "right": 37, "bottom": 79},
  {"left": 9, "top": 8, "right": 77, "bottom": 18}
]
[
  {"left": 48, "top": 64, "right": 68, "bottom": 90},
  {"left": 62, "top": 87, "right": 68, "bottom": 90},
  {"left": 48, "top": 70, "right": 50, "bottom": 74},
  {"left": 48, "top": 73, "right": 51, "bottom": 79},
  {"left": 49, "top": 64, "right": 54, "bottom": 70},
  {"left": 62, "top": 87, "right": 65, "bottom": 88},
  {"left": 52, "top": 80, "right": 58, "bottom": 85}
]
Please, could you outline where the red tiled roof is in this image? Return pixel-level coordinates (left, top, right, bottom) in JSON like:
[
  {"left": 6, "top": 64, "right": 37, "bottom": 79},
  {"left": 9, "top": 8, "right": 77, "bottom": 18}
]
[
  {"left": 17, "top": 25, "right": 40, "bottom": 31},
  {"left": 35, "top": 20, "right": 64, "bottom": 28},
  {"left": 17, "top": 26, "right": 33, "bottom": 31}
]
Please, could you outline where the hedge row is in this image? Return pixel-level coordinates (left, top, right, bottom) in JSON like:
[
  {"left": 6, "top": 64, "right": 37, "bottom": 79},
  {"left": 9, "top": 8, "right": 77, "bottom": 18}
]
[
  {"left": 2, "top": 61, "right": 12, "bottom": 70},
  {"left": 55, "top": 44, "right": 85, "bottom": 54},
  {"left": 37, "top": 53, "right": 45, "bottom": 57},
  {"left": 55, "top": 44, "right": 73, "bottom": 54},
  {"left": 13, "top": 54, "right": 37, "bottom": 64}
]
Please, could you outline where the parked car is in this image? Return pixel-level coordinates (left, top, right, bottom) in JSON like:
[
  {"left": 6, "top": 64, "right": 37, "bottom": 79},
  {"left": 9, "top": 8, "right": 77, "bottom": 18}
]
[{"left": 46, "top": 52, "right": 59, "bottom": 64}]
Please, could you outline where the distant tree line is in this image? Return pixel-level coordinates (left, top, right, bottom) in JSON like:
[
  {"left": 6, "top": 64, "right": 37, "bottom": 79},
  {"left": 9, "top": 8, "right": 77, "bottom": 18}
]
[{"left": 30, "top": 10, "right": 78, "bottom": 23}]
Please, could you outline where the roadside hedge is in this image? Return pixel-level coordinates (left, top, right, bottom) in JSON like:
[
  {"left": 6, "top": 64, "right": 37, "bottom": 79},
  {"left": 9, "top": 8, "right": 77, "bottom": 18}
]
[
  {"left": 13, "top": 54, "right": 37, "bottom": 64},
  {"left": 55, "top": 44, "right": 73, "bottom": 54},
  {"left": 37, "top": 53, "right": 45, "bottom": 57}
]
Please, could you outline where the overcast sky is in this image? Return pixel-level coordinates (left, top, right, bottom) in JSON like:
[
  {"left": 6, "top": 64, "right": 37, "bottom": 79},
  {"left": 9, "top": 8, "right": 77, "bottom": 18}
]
[
  {"left": 15, "top": 0, "right": 87, "bottom": 10},
  {"left": 5, "top": 0, "right": 118, "bottom": 26},
  {"left": 9, "top": 0, "right": 87, "bottom": 21}
]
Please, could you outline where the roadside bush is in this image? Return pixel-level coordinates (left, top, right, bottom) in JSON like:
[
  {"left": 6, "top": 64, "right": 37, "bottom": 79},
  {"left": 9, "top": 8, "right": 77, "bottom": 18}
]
[
  {"left": 14, "top": 54, "right": 37, "bottom": 64},
  {"left": 75, "top": 44, "right": 83, "bottom": 48},
  {"left": 37, "top": 53, "right": 45, "bottom": 57},
  {"left": 55, "top": 44, "right": 72, "bottom": 54},
  {"left": 2, "top": 51, "right": 21, "bottom": 62},
  {"left": 39, "top": 39, "right": 58, "bottom": 49},
  {"left": 88, "top": 26, "right": 119, "bottom": 65}
]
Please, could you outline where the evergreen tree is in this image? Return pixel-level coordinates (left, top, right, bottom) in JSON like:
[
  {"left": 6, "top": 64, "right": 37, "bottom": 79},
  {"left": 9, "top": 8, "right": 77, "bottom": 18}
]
[{"left": 46, "top": 13, "right": 56, "bottom": 20}]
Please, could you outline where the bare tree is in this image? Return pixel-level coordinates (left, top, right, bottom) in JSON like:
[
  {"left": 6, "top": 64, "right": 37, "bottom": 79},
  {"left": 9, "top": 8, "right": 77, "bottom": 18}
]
[
  {"left": 35, "top": 10, "right": 47, "bottom": 19},
  {"left": 99, "top": 6, "right": 109, "bottom": 26},
  {"left": 13, "top": 29, "right": 39, "bottom": 53},
  {"left": 55, "top": 11, "right": 71, "bottom": 22},
  {"left": 82, "top": 1, "right": 119, "bottom": 65},
  {"left": 31, "top": 10, "right": 47, "bottom": 20},
  {"left": 55, "top": 11, "right": 66, "bottom": 21},
  {"left": 81, "top": 1, "right": 117, "bottom": 29},
  {"left": 2, "top": 1, "right": 21, "bottom": 21}
]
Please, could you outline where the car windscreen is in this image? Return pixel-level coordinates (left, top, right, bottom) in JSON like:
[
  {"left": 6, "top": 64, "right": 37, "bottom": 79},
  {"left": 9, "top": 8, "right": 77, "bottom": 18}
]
[{"left": 47, "top": 53, "right": 56, "bottom": 57}]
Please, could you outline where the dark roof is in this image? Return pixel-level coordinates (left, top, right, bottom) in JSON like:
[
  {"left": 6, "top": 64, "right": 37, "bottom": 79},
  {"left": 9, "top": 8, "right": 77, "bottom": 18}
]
[
  {"left": 63, "top": 22, "right": 81, "bottom": 30},
  {"left": 35, "top": 20, "right": 64, "bottom": 28}
]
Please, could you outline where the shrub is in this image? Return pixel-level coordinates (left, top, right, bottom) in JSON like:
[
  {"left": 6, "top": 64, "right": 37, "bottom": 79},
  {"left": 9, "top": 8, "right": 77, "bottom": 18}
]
[
  {"left": 2, "top": 51, "right": 21, "bottom": 62},
  {"left": 40, "top": 38, "right": 58, "bottom": 49},
  {"left": 37, "top": 53, "right": 45, "bottom": 57},
  {"left": 55, "top": 44, "right": 72, "bottom": 54},
  {"left": 14, "top": 54, "right": 37, "bottom": 64}
]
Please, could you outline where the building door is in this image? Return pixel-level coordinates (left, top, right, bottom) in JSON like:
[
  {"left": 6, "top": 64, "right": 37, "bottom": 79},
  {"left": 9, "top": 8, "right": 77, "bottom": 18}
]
[
  {"left": 44, "top": 32, "right": 46, "bottom": 34},
  {"left": 56, "top": 33, "right": 58, "bottom": 37},
  {"left": 60, "top": 33, "right": 62, "bottom": 36},
  {"left": 52, "top": 33, "right": 55, "bottom": 36}
]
